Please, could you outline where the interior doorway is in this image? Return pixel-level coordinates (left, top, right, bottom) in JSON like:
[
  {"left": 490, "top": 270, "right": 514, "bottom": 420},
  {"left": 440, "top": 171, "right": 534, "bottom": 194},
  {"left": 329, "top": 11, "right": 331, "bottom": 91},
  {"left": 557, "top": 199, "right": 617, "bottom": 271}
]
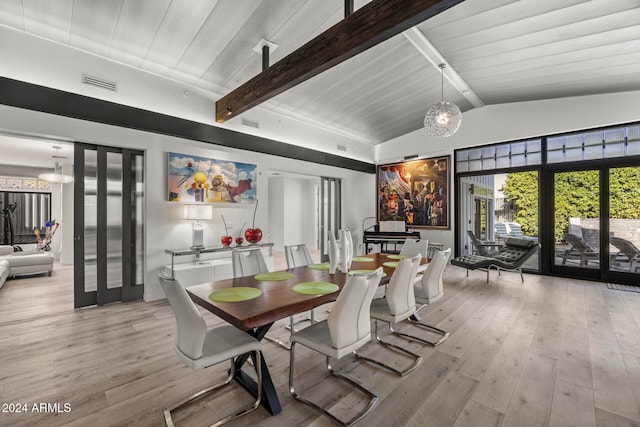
[{"left": 267, "top": 170, "right": 322, "bottom": 260}]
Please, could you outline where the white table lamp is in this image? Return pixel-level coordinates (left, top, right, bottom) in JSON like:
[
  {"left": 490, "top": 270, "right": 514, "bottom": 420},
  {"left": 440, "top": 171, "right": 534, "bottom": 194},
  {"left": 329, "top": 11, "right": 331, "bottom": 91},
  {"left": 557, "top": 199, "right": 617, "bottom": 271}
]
[{"left": 183, "top": 205, "right": 213, "bottom": 250}]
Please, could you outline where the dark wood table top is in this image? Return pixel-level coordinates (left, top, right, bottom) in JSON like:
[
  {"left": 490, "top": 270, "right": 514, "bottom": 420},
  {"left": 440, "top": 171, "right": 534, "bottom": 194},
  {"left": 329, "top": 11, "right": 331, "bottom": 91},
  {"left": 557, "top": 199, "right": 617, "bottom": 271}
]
[{"left": 187, "top": 252, "right": 421, "bottom": 330}]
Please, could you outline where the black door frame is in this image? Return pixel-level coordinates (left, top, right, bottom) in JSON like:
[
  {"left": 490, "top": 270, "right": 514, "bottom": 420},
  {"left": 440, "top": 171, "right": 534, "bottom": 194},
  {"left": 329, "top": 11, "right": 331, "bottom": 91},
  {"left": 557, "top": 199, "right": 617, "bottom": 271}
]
[{"left": 74, "top": 143, "right": 144, "bottom": 308}]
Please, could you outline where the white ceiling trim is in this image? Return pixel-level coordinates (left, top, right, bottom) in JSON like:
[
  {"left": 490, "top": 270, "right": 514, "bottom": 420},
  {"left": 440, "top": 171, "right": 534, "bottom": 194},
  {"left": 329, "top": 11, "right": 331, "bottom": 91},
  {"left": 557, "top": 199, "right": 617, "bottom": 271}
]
[{"left": 403, "top": 27, "right": 484, "bottom": 108}]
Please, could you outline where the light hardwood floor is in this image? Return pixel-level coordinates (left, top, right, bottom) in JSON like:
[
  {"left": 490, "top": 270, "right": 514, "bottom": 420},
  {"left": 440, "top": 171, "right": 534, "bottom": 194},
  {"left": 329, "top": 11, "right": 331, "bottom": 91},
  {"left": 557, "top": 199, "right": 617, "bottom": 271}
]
[{"left": 1, "top": 258, "right": 639, "bottom": 427}]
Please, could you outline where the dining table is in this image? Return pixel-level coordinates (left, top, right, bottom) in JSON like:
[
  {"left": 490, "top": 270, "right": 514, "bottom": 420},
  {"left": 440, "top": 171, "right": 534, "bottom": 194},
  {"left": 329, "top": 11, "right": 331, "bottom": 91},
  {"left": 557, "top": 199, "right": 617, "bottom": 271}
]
[{"left": 186, "top": 252, "right": 428, "bottom": 415}]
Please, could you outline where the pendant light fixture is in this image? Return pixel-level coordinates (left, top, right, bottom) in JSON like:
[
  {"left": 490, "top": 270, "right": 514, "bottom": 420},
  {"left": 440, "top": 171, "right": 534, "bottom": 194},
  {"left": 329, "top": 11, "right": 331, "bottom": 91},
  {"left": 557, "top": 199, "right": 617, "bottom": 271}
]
[
  {"left": 424, "top": 63, "right": 462, "bottom": 138},
  {"left": 38, "top": 145, "right": 74, "bottom": 184}
]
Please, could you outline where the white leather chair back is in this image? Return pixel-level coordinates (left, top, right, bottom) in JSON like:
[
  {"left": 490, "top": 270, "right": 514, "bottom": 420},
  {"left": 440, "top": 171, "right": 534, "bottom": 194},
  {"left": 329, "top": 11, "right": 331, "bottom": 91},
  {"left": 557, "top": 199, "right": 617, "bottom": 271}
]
[
  {"left": 420, "top": 248, "right": 451, "bottom": 300},
  {"left": 159, "top": 273, "right": 207, "bottom": 360},
  {"left": 327, "top": 268, "right": 383, "bottom": 349},
  {"left": 339, "top": 229, "right": 353, "bottom": 273},
  {"left": 328, "top": 231, "right": 341, "bottom": 274},
  {"left": 385, "top": 254, "right": 421, "bottom": 316},
  {"left": 285, "top": 244, "right": 315, "bottom": 269},
  {"left": 400, "top": 238, "right": 428, "bottom": 258},
  {"left": 232, "top": 248, "right": 269, "bottom": 278}
]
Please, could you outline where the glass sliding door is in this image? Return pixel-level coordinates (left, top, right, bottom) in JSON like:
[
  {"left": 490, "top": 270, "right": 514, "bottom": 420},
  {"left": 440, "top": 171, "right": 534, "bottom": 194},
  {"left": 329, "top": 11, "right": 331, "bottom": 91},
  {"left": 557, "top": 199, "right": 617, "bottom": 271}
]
[
  {"left": 608, "top": 166, "right": 640, "bottom": 279},
  {"left": 458, "top": 172, "right": 539, "bottom": 271},
  {"left": 319, "top": 177, "right": 341, "bottom": 262},
  {"left": 553, "top": 170, "right": 601, "bottom": 275},
  {"left": 74, "top": 144, "right": 144, "bottom": 307}
]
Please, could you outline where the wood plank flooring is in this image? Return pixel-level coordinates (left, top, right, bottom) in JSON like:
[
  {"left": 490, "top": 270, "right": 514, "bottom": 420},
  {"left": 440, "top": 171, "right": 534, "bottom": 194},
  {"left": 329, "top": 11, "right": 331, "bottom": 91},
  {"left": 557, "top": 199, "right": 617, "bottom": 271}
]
[{"left": 0, "top": 257, "right": 639, "bottom": 426}]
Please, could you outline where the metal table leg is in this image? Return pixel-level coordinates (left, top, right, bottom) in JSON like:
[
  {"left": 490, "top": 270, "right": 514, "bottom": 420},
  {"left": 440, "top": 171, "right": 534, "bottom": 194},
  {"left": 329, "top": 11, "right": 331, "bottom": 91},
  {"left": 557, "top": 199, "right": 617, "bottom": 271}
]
[{"left": 234, "top": 322, "right": 282, "bottom": 415}]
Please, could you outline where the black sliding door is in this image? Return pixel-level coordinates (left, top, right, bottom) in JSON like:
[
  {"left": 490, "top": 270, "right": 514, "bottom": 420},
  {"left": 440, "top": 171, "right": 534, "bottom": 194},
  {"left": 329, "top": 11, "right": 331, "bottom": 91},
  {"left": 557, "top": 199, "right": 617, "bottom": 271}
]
[
  {"left": 74, "top": 144, "right": 144, "bottom": 307},
  {"left": 319, "top": 177, "right": 341, "bottom": 262}
]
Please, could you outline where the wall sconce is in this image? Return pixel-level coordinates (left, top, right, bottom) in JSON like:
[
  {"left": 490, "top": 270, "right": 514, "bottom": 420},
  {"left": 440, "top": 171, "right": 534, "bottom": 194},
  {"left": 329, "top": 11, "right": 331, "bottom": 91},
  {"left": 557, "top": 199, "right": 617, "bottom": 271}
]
[{"left": 183, "top": 205, "right": 213, "bottom": 250}]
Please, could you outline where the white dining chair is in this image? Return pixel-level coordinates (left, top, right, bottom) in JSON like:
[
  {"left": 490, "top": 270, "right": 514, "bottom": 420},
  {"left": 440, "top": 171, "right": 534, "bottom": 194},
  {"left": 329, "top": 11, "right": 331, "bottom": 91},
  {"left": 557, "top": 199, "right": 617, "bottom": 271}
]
[
  {"left": 356, "top": 255, "right": 423, "bottom": 376},
  {"left": 328, "top": 230, "right": 341, "bottom": 274},
  {"left": 232, "top": 247, "right": 269, "bottom": 278},
  {"left": 158, "top": 272, "right": 263, "bottom": 427},
  {"left": 264, "top": 243, "right": 318, "bottom": 350},
  {"left": 414, "top": 248, "right": 451, "bottom": 306},
  {"left": 400, "top": 238, "right": 429, "bottom": 273},
  {"left": 407, "top": 248, "right": 451, "bottom": 347},
  {"left": 289, "top": 268, "right": 383, "bottom": 426},
  {"left": 399, "top": 238, "right": 428, "bottom": 258},
  {"left": 329, "top": 229, "right": 353, "bottom": 274},
  {"left": 285, "top": 243, "right": 315, "bottom": 268},
  {"left": 341, "top": 228, "right": 354, "bottom": 271}
]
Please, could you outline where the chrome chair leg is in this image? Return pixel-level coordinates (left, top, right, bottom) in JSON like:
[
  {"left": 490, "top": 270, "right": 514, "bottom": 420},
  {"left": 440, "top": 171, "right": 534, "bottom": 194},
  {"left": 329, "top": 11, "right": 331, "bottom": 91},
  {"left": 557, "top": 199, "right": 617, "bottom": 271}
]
[
  {"left": 354, "top": 320, "right": 422, "bottom": 376},
  {"left": 289, "top": 342, "right": 378, "bottom": 426},
  {"left": 266, "top": 310, "right": 318, "bottom": 350},
  {"left": 394, "top": 320, "right": 450, "bottom": 347},
  {"left": 164, "top": 351, "right": 262, "bottom": 427}
]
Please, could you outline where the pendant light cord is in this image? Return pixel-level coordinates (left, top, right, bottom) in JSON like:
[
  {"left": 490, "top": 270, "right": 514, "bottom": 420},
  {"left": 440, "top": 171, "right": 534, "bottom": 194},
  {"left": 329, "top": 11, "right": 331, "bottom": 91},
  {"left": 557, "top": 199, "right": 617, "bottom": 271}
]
[{"left": 439, "top": 63, "right": 445, "bottom": 102}]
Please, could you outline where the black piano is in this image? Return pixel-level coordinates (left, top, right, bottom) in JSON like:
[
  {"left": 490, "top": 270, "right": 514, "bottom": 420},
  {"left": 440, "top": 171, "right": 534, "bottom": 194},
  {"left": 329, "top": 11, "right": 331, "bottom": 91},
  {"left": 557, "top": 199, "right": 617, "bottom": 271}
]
[{"left": 363, "top": 229, "right": 421, "bottom": 254}]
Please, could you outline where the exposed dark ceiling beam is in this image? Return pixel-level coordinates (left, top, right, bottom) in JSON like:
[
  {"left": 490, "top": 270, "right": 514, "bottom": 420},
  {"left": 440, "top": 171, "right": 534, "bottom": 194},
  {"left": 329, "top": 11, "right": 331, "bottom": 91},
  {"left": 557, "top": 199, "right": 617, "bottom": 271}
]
[{"left": 215, "top": 0, "right": 465, "bottom": 123}]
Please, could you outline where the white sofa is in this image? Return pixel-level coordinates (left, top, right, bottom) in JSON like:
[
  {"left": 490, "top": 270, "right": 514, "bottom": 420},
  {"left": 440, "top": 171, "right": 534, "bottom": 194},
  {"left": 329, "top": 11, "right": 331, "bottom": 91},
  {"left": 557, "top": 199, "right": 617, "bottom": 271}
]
[
  {"left": 0, "top": 246, "right": 54, "bottom": 288},
  {"left": 0, "top": 259, "right": 9, "bottom": 289}
]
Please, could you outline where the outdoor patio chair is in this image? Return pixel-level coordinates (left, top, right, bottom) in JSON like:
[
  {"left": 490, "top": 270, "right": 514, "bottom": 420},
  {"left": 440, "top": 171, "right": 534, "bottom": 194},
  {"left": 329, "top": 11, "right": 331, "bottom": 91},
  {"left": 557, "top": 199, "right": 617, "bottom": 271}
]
[
  {"left": 610, "top": 236, "right": 640, "bottom": 272},
  {"left": 466, "top": 230, "right": 501, "bottom": 256},
  {"left": 507, "top": 222, "right": 537, "bottom": 241},
  {"left": 494, "top": 223, "right": 510, "bottom": 241},
  {"left": 450, "top": 237, "right": 540, "bottom": 283},
  {"left": 559, "top": 233, "right": 599, "bottom": 267}
]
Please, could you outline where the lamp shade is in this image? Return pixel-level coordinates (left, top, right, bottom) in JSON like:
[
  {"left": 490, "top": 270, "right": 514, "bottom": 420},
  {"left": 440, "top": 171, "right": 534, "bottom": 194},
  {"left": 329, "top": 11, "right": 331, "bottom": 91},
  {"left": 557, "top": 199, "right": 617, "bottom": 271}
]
[
  {"left": 424, "top": 63, "right": 462, "bottom": 138},
  {"left": 38, "top": 162, "right": 74, "bottom": 183},
  {"left": 38, "top": 171, "right": 74, "bottom": 183},
  {"left": 183, "top": 204, "right": 213, "bottom": 220},
  {"left": 424, "top": 101, "right": 462, "bottom": 138}
]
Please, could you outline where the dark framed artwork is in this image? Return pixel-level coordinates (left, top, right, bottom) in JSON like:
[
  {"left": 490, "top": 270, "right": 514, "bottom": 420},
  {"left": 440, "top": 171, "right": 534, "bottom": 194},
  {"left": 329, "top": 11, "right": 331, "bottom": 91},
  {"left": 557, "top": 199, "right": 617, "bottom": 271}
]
[{"left": 377, "top": 156, "right": 450, "bottom": 229}]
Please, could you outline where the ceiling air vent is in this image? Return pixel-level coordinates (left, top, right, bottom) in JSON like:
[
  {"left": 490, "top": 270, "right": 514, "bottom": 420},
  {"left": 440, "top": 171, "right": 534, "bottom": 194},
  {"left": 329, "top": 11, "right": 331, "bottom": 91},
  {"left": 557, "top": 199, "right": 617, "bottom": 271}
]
[
  {"left": 241, "top": 118, "right": 259, "bottom": 129},
  {"left": 82, "top": 74, "right": 118, "bottom": 92},
  {"left": 337, "top": 145, "right": 347, "bottom": 152}
]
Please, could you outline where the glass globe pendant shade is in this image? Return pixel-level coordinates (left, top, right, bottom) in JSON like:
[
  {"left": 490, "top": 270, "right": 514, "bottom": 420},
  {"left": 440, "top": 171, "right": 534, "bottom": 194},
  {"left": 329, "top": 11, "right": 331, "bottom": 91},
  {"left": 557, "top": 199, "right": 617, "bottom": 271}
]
[{"left": 424, "top": 100, "right": 462, "bottom": 138}]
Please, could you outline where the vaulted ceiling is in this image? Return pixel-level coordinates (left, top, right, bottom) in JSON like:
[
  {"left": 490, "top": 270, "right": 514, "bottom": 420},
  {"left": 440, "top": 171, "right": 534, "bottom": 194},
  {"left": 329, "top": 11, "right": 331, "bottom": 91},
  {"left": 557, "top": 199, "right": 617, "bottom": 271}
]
[{"left": 0, "top": 0, "right": 639, "bottom": 146}]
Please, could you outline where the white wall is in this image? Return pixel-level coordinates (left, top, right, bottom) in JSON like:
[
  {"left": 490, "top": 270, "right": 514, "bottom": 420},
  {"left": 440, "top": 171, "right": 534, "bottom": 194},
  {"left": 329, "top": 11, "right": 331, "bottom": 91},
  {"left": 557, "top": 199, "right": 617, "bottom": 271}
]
[
  {"left": 0, "top": 25, "right": 374, "bottom": 164},
  {"left": 376, "top": 90, "right": 640, "bottom": 252},
  {"left": 267, "top": 177, "right": 285, "bottom": 249},
  {"left": 0, "top": 104, "right": 375, "bottom": 301}
]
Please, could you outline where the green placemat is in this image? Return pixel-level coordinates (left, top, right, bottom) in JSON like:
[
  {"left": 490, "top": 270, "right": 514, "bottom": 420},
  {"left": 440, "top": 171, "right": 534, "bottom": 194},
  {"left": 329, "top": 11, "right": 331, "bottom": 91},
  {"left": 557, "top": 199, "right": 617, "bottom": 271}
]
[
  {"left": 308, "top": 263, "right": 330, "bottom": 270},
  {"left": 254, "top": 271, "right": 294, "bottom": 281},
  {"left": 209, "top": 287, "right": 262, "bottom": 302},
  {"left": 352, "top": 256, "right": 374, "bottom": 262},
  {"left": 387, "top": 254, "right": 409, "bottom": 259},
  {"left": 382, "top": 261, "right": 399, "bottom": 268},
  {"left": 348, "top": 269, "right": 387, "bottom": 277},
  {"left": 292, "top": 282, "right": 339, "bottom": 295}
]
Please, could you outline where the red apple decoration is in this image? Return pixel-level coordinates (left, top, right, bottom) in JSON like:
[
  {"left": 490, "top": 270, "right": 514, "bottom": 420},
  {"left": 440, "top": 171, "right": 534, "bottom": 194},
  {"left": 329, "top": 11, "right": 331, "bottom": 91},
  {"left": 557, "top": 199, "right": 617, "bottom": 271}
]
[{"left": 220, "top": 215, "right": 232, "bottom": 247}]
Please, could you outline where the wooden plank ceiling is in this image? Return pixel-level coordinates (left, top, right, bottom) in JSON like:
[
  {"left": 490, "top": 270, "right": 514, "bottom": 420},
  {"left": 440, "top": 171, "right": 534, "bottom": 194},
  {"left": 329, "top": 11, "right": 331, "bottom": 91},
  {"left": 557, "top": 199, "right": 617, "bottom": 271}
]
[{"left": 0, "top": 0, "right": 638, "bottom": 145}]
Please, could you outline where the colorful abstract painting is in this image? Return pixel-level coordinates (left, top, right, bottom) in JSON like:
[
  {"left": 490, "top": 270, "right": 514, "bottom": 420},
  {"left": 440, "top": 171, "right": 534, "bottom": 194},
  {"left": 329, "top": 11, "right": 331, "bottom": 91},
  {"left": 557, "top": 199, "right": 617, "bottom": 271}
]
[
  {"left": 377, "top": 156, "right": 450, "bottom": 229},
  {"left": 168, "top": 152, "right": 257, "bottom": 203}
]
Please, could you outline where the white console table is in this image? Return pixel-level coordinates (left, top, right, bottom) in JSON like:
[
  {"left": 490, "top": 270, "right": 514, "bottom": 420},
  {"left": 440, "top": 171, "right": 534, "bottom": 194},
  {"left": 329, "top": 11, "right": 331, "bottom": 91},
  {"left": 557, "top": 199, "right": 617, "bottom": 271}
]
[{"left": 164, "top": 243, "right": 274, "bottom": 287}]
